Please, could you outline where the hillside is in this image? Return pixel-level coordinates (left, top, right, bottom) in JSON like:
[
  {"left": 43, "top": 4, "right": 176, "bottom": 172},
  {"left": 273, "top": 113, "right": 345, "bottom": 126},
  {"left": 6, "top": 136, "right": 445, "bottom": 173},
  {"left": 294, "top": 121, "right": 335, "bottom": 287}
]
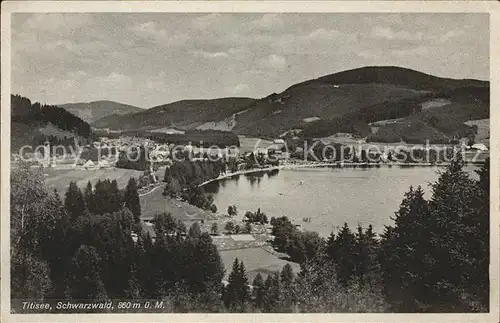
[
  {"left": 88, "top": 66, "right": 488, "bottom": 144},
  {"left": 91, "top": 97, "right": 256, "bottom": 131},
  {"left": 11, "top": 94, "right": 93, "bottom": 152},
  {"left": 232, "top": 83, "right": 429, "bottom": 137},
  {"left": 234, "top": 66, "right": 489, "bottom": 141},
  {"left": 289, "top": 66, "right": 488, "bottom": 92},
  {"left": 60, "top": 100, "right": 143, "bottom": 123}
]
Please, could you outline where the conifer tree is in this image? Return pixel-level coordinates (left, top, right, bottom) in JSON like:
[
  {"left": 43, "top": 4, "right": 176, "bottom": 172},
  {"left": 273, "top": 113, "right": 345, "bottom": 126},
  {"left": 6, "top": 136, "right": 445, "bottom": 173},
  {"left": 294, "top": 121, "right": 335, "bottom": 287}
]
[
  {"left": 123, "top": 177, "right": 141, "bottom": 223},
  {"left": 188, "top": 222, "right": 202, "bottom": 239},
  {"left": 223, "top": 258, "right": 249, "bottom": 310},
  {"left": 188, "top": 232, "right": 225, "bottom": 294},
  {"left": 332, "top": 222, "right": 357, "bottom": 286},
  {"left": 68, "top": 245, "right": 107, "bottom": 300},
  {"left": 280, "top": 263, "right": 294, "bottom": 286},
  {"left": 64, "top": 181, "right": 86, "bottom": 220},
  {"left": 237, "top": 260, "right": 250, "bottom": 306},
  {"left": 252, "top": 273, "right": 265, "bottom": 309},
  {"left": 262, "top": 274, "right": 274, "bottom": 312},
  {"left": 109, "top": 179, "right": 122, "bottom": 213},
  {"left": 83, "top": 181, "right": 95, "bottom": 214}
]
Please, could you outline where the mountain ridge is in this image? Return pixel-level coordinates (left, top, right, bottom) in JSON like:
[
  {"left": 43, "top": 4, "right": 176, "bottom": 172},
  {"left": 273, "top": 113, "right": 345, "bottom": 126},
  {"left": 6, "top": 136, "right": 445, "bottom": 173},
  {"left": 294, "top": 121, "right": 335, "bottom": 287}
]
[
  {"left": 75, "top": 66, "right": 490, "bottom": 143},
  {"left": 60, "top": 100, "right": 143, "bottom": 123}
]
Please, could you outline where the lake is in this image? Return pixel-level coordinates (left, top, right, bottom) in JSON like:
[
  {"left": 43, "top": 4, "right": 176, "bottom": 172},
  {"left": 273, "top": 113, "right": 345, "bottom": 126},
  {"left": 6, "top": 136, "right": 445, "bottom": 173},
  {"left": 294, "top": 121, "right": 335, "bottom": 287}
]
[{"left": 204, "top": 165, "right": 479, "bottom": 237}]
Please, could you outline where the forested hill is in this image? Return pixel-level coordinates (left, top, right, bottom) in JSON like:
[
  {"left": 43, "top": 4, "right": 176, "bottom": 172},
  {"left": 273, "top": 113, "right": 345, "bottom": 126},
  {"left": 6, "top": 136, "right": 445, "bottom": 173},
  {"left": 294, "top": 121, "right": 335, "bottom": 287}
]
[
  {"left": 11, "top": 94, "right": 93, "bottom": 151},
  {"left": 91, "top": 97, "right": 257, "bottom": 131},
  {"left": 60, "top": 100, "right": 143, "bottom": 123},
  {"left": 232, "top": 66, "right": 489, "bottom": 141},
  {"left": 287, "top": 66, "right": 488, "bottom": 92}
]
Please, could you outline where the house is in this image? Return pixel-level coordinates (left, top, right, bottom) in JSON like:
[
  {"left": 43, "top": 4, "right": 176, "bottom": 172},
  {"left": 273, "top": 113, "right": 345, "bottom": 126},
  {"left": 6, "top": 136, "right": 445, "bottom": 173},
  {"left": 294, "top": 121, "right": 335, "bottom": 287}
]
[
  {"left": 471, "top": 143, "right": 488, "bottom": 151},
  {"left": 83, "top": 159, "right": 96, "bottom": 169},
  {"left": 98, "top": 160, "right": 110, "bottom": 168}
]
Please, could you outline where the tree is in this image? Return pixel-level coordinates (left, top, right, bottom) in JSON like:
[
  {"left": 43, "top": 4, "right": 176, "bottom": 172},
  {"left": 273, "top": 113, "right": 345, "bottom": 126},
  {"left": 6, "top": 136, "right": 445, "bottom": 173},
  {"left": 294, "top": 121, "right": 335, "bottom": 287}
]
[
  {"left": 11, "top": 250, "right": 52, "bottom": 301},
  {"left": 154, "top": 212, "right": 182, "bottom": 238},
  {"left": 223, "top": 258, "right": 249, "bottom": 310},
  {"left": 210, "top": 222, "right": 219, "bottom": 236},
  {"left": 227, "top": 205, "right": 237, "bottom": 217},
  {"left": 234, "top": 224, "right": 241, "bottom": 234},
  {"left": 185, "top": 233, "right": 225, "bottom": 294},
  {"left": 330, "top": 223, "right": 357, "bottom": 286},
  {"left": 68, "top": 245, "right": 107, "bottom": 300},
  {"left": 123, "top": 177, "right": 141, "bottom": 223},
  {"left": 188, "top": 222, "right": 202, "bottom": 239},
  {"left": 64, "top": 181, "right": 86, "bottom": 220},
  {"left": 243, "top": 222, "right": 252, "bottom": 234},
  {"left": 354, "top": 224, "right": 380, "bottom": 286},
  {"left": 109, "top": 179, "right": 122, "bottom": 213},
  {"left": 252, "top": 273, "right": 265, "bottom": 309},
  {"left": 84, "top": 181, "right": 95, "bottom": 214},
  {"left": 224, "top": 221, "right": 235, "bottom": 234},
  {"left": 280, "top": 263, "right": 294, "bottom": 286}
]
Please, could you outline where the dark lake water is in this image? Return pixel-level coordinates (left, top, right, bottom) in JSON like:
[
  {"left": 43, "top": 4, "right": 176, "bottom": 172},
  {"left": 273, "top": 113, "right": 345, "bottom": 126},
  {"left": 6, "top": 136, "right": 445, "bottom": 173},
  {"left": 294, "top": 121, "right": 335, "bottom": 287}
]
[{"left": 204, "top": 165, "right": 479, "bottom": 237}]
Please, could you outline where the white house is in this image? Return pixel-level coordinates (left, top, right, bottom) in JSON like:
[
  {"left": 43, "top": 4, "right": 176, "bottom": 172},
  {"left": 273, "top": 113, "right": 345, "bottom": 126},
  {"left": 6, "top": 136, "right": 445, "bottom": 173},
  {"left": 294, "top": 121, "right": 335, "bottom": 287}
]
[
  {"left": 83, "top": 159, "right": 96, "bottom": 169},
  {"left": 98, "top": 160, "right": 110, "bottom": 168},
  {"left": 471, "top": 143, "right": 488, "bottom": 151}
]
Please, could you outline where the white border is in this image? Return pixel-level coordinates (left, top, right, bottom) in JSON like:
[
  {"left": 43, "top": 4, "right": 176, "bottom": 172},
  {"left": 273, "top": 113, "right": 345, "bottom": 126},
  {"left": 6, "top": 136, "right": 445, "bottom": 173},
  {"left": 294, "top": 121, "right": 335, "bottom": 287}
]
[{"left": 1, "top": 1, "right": 499, "bottom": 323}]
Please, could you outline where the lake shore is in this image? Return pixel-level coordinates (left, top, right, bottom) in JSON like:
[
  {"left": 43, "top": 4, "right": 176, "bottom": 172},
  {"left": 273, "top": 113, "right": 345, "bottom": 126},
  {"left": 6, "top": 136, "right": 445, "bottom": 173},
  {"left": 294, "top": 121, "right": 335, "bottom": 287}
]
[{"left": 198, "top": 159, "right": 483, "bottom": 188}]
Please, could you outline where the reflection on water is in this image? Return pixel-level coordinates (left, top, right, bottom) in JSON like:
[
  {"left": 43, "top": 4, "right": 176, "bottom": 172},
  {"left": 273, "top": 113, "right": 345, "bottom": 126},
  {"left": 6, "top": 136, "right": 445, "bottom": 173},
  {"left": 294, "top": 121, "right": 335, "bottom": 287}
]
[{"left": 205, "top": 166, "right": 479, "bottom": 237}]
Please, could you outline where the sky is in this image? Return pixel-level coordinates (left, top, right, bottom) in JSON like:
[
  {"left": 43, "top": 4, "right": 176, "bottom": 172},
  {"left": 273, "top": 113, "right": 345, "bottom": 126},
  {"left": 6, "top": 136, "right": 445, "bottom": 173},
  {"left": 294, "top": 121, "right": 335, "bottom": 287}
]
[{"left": 11, "top": 13, "right": 489, "bottom": 108}]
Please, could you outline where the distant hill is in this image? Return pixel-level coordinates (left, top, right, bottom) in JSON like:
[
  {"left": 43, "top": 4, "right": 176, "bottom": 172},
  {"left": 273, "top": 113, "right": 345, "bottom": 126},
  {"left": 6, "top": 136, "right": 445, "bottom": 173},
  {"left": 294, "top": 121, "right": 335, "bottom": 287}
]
[
  {"left": 60, "top": 100, "right": 143, "bottom": 123},
  {"left": 11, "top": 94, "right": 93, "bottom": 152},
  {"left": 289, "top": 66, "right": 488, "bottom": 92},
  {"left": 90, "top": 66, "right": 489, "bottom": 144},
  {"left": 91, "top": 97, "right": 256, "bottom": 131},
  {"left": 233, "top": 66, "right": 489, "bottom": 141}
]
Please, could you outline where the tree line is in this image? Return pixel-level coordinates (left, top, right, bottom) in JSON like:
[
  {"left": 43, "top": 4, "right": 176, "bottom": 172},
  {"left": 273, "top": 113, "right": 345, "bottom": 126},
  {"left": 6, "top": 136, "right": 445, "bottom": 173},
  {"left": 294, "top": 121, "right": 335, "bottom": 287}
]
[{"left": 11, "top": 94, "right": 92, "bottom": 138}]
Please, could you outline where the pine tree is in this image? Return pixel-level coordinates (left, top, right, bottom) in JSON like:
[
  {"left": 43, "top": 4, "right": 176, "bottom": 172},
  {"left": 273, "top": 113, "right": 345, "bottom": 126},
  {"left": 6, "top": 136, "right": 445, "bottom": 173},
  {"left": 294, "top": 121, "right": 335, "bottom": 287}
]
[
  {"left": 237, "top": 260, "right": 250, "bottom": 306},
  {"left": 262, "top": 274, "right": 274, "bottom": 312},
  {"left": 188, "top": 222, "right": 202, "bottom": 239},
  {"left": 188, "top": 232, "right": 225, "bottom": 294},
  {"left": 425, "top": 158, "right": 488, "bottom": 310},
  {"left": 223, "top": 258, "right": 240, "bottom": 309},
  {"left": 83, "top": 181, "right": 95, "bottom": 214},
  {"left": 68, "top": 245, "right": 107, "bottom": 300},
  {"left": 109, "top": 179, "right": 122, "bottom": 213},
  {"left": 354, "top": 224, "right": 380, "bottom": 285},
  {"left": 252, "top": 273, "right": 265, "bottom": 309},
  {"left": 280, "top": 263, "right": 294, "bottom": 286},
  {"left": 11, "top": 249, "right": 52, "bottom": 301},
  {"left": 223, "top": 258, "right": 249, "bottom": 311},
  {"left": 64, "top": 181, "right": 86, "bottom": 220},
  {"left": 123, "top": 177, "right": 141, "bottom": 223},
  {"left": 332, "top": 222, "right": 357, "bottom": 286},
  {"left": 379, "top": 186, "right": 430, "bottom": 309}
]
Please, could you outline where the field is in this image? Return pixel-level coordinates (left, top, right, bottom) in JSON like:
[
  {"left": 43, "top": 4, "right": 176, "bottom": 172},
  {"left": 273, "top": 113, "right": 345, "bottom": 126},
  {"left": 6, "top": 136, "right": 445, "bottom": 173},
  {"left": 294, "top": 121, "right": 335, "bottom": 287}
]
[
  {"left": 219, "top": 246, "right": 300, "bottom": 281},
  {"left": 140, "top": 186, "right": 213, "bottom": 221},
  {"left": 44, "top": 167, "right": 144, "bottom": 194},
  {"left": 238, "top": 136, "right": 273, "bottom": 153}
]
